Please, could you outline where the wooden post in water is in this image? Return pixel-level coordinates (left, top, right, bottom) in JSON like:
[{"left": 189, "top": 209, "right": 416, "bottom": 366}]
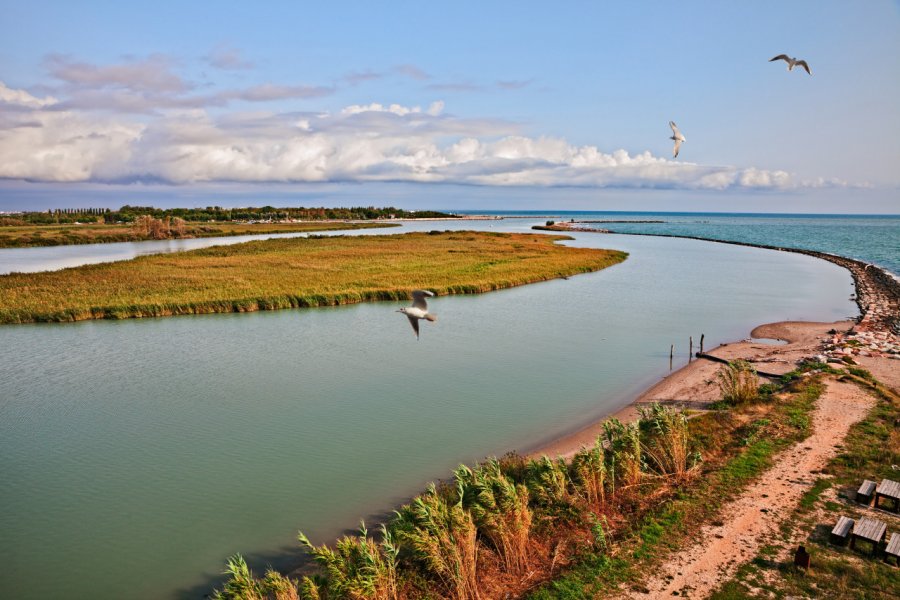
[
  {"left": 669, "top": 344, "right": 674, "bottom": 370},
  {"left": 700, "top": 333, "right": 705, "bottom": 354},
  {"left": 689, "top": 336, "right": 693, "bottom": 362}
]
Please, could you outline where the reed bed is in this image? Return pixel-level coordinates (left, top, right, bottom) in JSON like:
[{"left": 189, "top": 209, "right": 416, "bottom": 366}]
[
  {"left": 211, "top": 364, "right": 880, "bottom": 598},
  {"left": 0, "top": 221, "right": 396, "bottom": 248},
  {"left": 214, "top": 403, "right": 703, "bottom": 599},
  {"left": 0, "top": 231, "right": 627, "bottom": 324}
]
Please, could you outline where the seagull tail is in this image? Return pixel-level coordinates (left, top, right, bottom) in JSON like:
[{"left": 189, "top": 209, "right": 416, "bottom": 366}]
[{"left": 425, "top": 313, "right": 437, "bottom": 322}]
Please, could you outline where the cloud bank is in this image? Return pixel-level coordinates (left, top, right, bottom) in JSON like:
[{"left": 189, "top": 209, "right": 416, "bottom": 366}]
[{"left": 0, "top": 78, "right": 847, "bottom": 190}]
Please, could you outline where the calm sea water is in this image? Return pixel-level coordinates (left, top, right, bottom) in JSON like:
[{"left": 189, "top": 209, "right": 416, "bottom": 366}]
[
  {"left": 0, "top": 216, "right": 862, "bottom": 599},
  {"left": 463, "top": 211, "right": 900, "bottom": 276}
]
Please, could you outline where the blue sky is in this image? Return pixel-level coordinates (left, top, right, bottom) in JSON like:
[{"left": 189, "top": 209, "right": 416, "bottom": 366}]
[{"left": 0, "top": 1, "right": 898, "bottom": 212}]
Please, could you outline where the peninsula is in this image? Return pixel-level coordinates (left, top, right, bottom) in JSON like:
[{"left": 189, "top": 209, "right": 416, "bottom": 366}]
[{"left": 0, "top": 231, "right": 627, "bottom": 324}]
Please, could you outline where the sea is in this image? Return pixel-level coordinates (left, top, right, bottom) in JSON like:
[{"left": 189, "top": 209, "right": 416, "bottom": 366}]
[{"left": 459, "top": 211, "right": 900, "bottom": 277}]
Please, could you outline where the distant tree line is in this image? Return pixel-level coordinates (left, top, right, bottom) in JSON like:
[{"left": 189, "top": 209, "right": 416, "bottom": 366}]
[{"left": 13, "top": 205, "right": 455, "bottom": 225}]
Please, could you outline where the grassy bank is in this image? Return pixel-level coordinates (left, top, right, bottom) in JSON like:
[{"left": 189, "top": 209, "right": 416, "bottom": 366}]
[
  {"left": 0, "top": 231, "right": 627, "bottom": 324},
  {"left": 210, "top": 361, "right": 860, "bottom": 599},
  {"left": 0, "top": 221, "right": 398, "bottom": 248}
]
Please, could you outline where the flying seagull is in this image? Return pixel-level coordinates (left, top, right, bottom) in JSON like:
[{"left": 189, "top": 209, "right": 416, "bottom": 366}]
[
  {"left": 397, "top": 290, "right": 437, "bottom": 339},
  {"left": 669, "top": 121, "right": 686, "bottom": 159},
  {"left": 769, "top": 54, "right": 811, "bottom": 75}
]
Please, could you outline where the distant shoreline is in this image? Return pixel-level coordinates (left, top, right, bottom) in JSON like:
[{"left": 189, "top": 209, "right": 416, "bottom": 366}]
[{"left": 534, "top": 221, "right": 900, "bottom": 333}]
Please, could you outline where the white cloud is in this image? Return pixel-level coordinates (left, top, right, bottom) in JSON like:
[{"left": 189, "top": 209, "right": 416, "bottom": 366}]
[
  {"left": 0, "top": 82, "right": 58, "bottom": 108},
  {"left": 0, "top": 80, "right": 851, "bottom": 191}
]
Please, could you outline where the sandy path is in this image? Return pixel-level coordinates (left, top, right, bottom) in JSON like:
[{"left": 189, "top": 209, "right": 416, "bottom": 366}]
[{"left": 628, "top": 378, "right": 875, "bottom": 599}]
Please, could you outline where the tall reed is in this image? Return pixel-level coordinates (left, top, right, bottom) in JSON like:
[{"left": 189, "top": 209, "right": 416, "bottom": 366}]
[
  {"left": 570, "top": 440, "right": 607, "bottom": 511},
  {"left": 602, "top": 419, "right": 643, "bottom": 492},
  {"left": 638, "top": 403, "right": 699, "bottom": 480},
  {"left": 455, "top": 459, "right": 533, "bottom": 575},
  {"left": 297, "top": 523, "right": 398, "bottom": 600},
  {"left": 525, "top": 456, "right": 575, "bottom": 510},
  {"left": 717, "top": 359, "right": 760, "bottom": 404},
  {"left": 393, "top": 483, "right": 480, "bottom": 600},
  {"left": 213, "top": 554, "right": 300, "bottom": 600}
]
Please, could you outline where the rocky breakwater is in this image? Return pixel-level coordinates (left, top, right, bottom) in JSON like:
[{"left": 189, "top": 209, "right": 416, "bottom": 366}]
[{"left": 814, "top": 254, "right": 900, "bottom": 362}]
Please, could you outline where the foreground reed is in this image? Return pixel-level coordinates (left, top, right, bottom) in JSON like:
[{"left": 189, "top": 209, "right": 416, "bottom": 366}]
[
  {"left": 214, "top": 403, "right": 704, "bottom": 599},
  {"left": 0, "top": 231, "right": 627, "bottom": 324}
]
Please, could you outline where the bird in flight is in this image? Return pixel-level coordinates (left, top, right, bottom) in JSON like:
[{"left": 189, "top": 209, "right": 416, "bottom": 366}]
[
  {"left": 669, "top": 121, "right": 686, "bottom": 159},
  {"left": 769, "top": 54, "right": 812, "bottom": 75},
  {"left": 397, "top": 290, "right": 437, "bottom": 339}
]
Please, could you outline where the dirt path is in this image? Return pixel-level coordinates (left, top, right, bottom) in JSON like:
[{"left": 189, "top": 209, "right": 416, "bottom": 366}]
[{"left": 628, "top": 378, "right": 876, "bottom": 599}]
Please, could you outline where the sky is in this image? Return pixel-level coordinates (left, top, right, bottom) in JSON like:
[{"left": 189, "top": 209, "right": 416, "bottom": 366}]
[{"left": 0, "top": 1, "right": 898, "bottom": 213}]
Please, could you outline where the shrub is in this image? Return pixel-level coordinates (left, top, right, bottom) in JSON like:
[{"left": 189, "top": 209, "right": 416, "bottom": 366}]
[{"left": 717, "top": 360, "right": 759, "bottom": 404}]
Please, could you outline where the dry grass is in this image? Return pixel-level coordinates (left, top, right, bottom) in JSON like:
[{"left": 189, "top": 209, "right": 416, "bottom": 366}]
[
  {"left": 717, "top": 359, "right": 760, "bottom": 404},
  {"left": 0, "top": 231, "right": 627, "bottom": 324},
  {"left": 0, "top": 220, "right": 397, "bottom": 248}
]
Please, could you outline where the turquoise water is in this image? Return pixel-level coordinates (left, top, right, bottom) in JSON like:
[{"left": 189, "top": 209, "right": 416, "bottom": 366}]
[
  {"left": 0, "top": 219, "right": 860, "bottom": 598},
  {"left": 464, "top": 212, "right": 900, "bottom": 276}
]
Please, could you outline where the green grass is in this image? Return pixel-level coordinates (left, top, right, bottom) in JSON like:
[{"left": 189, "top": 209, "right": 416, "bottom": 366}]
[
  {"left": 0, "top": 220, "right": 399, "bottom": 248},
  {"left": 0, "top": 231, "right": 628, "bottom": 324},
  {"left": 799, "top": 478, "right": 831, "bottom": 510}
]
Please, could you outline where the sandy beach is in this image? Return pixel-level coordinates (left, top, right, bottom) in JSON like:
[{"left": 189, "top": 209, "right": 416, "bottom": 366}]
[{"left": 531, "top": 320, "right": 856, "bottom": 460}]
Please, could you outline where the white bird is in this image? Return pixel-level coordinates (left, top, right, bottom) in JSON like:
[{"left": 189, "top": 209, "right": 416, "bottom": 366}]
[
  {"left": 769, "top": 54, "right": 812, "bottom": 75},
  {"left": 397, "top": 290, "right": 437, "bottom": 339},
  {"left": 669, "top": 121, "right": 686, "bottom": 159}
]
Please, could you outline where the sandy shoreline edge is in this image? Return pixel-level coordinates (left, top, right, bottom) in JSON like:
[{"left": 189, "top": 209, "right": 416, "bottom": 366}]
[{"left": 527, "top": 231, "right": 900, "bottom": 461}]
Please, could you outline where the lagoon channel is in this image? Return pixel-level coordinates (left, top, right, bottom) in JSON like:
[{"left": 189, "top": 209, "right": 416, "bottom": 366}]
[{"left": 0, "top": 218, "right": 857, "bottom": 599}]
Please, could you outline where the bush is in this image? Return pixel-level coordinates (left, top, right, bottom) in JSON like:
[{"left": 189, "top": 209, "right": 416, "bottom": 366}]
[{"left": 717, "top": 360, "right": 759, "bottom": 404}]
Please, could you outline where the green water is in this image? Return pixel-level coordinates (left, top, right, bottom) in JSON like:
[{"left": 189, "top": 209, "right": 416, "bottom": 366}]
[{"left": 0, "top": 228, "right": 857, "bottom": 598}]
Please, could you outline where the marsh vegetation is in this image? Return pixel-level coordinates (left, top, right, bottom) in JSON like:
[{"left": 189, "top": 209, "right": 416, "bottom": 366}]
[
  {"left": 0, "top": 220, "right": 397, "bottom": 248},
  {"left": 0, "top": 231, "right": 627, "bottom": 324}
]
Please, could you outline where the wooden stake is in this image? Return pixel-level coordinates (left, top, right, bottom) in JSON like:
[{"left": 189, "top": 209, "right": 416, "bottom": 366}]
[
  {"left": 689, "top": 336, "right": 693, "bottom": 361},
  {"left": 700, "top": 333, "right": 705, "bottom": 354},
  {"left": 670, "top": 344, "right": 674, "bottom": 370}
]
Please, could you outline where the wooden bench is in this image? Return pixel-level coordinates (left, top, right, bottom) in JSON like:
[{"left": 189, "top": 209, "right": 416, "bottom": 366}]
[
  {"left": 886, "top": 532, "right": 900, "bottom": 567},
  {"left": 850, "top": 516, "right": 887, "bottom": 556},
  {"left": 875, "top": 479, "right": 900, "bottom": 513},
  {"left": 857, "top": 479, "right": 877, "bottom": 505},
  {"left": 830, "top": 515, "right": 854, "bottom": 546}
]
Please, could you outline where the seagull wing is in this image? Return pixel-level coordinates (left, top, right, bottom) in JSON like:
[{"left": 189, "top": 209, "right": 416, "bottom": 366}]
[
  {"left": 411, "top": 290, "right": 434, "bottom": 311},
  {"left": 407, "top": 315, "right": 420, "bottom": 338},
  {"left": 796, "top": 60, "right": 811, "bottom": 75},
  {"left": 769, "top": 54, "right": 790, "bottom": 63},
  {"left": 673, "top": 138, "right": 682, "bottom": 159},
  {"left": 669, "top": 121, "right": 681, "bottom": 137}
]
